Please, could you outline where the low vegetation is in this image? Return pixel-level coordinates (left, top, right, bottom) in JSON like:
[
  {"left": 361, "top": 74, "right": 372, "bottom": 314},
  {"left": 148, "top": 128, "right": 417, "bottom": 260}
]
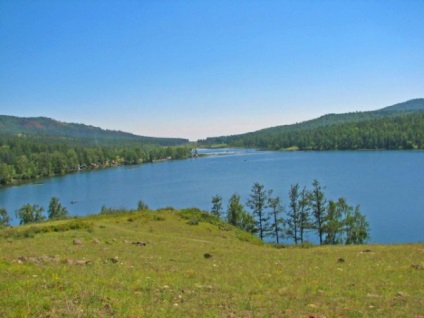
[{"left": 1, "top": 208, "right": 423, "bottom": 317}]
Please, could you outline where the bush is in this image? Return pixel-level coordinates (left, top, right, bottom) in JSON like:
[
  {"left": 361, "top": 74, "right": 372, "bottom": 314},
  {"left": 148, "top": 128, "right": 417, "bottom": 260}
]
[
  {"left": 137, "top": 200, "right": 149, "bottom": 210},
  {"left": 187, "top": 219, "right": 199, "bottom": 225},
  {"left": 100, "top": 205, "right": 132, "bottom": 215},
  {"left": 156, "top": 207, "right": 175, "bottom": 212},
  {"left": 299, "top": 241, "right": 314, "bottom": 249},
  {"left": 179, "top": 208, "right": 220, "bottom": 225},
  {"left": 153, "top": 215, "right": 165, "bottom": 221},
  {"left": 271, "top": 243, "right": 288, "bottom": 249},
  {"left": 0, "top": 220, "right": 93, "bottom": 239}
]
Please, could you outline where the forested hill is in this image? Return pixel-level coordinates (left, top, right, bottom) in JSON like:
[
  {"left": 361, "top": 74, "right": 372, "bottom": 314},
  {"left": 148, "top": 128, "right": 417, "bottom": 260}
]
[
  {"left": 0, "top": 115, "right": 189, "bottom": 146},
  {"left": 0, "top": 116, "right": 193, "bottom": 185},
  {"left": 200, "top": 98, "right": 424, "bottom": 150}
]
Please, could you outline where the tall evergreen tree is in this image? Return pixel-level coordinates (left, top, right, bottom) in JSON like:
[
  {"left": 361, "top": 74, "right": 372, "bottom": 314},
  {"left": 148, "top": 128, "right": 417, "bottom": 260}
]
[
  {"left": 246, "top": 182, "right": 269, "bottom": 240},
  {"left": 298, "top": 186, "right": 311, "bottom": 243},
  {"left": 309, "top": 179, "right": 328, "bottom": 245},
  {"left": 287, "top": 183, "right": 301, "bottom": 244},
  {"left": 211, "top": 194, "right": 223, "bottom": 219},
  {"left": 268, "top": 192, "right": 284, "bottom": 244}
]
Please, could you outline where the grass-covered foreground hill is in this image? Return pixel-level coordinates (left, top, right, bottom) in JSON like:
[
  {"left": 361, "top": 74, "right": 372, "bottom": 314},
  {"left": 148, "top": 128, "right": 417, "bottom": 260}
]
[{"left": 1, "top": 209, "right": 423, "bottom": 317}]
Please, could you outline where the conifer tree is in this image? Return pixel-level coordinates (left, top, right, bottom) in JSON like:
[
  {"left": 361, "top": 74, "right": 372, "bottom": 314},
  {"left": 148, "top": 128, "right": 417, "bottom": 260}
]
[
  {"left": 309, "top": 180, "right": 328, "bottom": 245},
  {"left": 287, "top": 183, "right": 301, "bottom": 244},
  {"left": 298, "top": 186, "right": 311, "bottom": 243},
  {"left": 211, "top": 194, "right": 223, "bottom": 219},
  {"left": 268, "top": 192, "right": 284, "bottom": 244},
  {"left": 246, "top": 182, "right": 269, "bottom": 240}
]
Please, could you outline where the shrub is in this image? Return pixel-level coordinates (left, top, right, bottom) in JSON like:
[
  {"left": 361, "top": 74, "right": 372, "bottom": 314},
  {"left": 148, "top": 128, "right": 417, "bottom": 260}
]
[
  {"left": 100, "top": 205, "right": 132, "bottom": 215},
  {"left": 0, "top": 220, "right": 93, "bottom": 239},
  {"left": 299, "top": 241, "right": 314, "bottom": 249},
  {"left": 187, "top": 219, "right": 199, "bottom": 225},
  {"left": 179, "top": 208, "right": 220, "bottom": 225}
]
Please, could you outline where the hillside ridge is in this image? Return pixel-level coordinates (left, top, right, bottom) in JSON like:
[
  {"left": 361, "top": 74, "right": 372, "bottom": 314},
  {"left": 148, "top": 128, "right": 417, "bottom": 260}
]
[
  {"left": 0, "top": 115, "right": 189, "bottom": 146},
  {"left": 204, "top": 98, "right": 424, "bottom": 140},
  {"left": 200, "top": 98, "right": 424, "bottom": 150}
]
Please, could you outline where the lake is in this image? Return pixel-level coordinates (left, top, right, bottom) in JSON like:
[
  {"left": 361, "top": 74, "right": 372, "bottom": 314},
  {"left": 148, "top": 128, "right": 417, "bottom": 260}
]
[{"left": 1, "top": 149, "right": 423, "bottom": 244}]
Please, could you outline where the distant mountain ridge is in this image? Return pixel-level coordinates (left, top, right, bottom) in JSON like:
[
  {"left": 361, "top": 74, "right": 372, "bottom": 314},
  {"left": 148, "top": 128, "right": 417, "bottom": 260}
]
[
  {"left": 379, "top": 98, "right": 424, "bottom": 113},
  {"left": 200, "top": 98, "right": 424, "bottom": 150},
  {"left": 0, "top": 115, "right": 189, "bottom": 146},
  {"left": 245, "top": 98, "right": 424, "bottom": 135}
]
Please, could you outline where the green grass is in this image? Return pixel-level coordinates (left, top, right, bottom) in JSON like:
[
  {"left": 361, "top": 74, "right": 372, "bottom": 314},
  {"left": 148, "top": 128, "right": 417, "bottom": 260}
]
[{"left": 1, "top": 209, "right": 423, "bottom": 317}]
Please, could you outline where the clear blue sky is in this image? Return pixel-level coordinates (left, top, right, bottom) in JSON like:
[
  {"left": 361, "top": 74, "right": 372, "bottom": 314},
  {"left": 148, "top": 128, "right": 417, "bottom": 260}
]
[{"left": 1, "top": 0, "right": 423, "bottom": 140}]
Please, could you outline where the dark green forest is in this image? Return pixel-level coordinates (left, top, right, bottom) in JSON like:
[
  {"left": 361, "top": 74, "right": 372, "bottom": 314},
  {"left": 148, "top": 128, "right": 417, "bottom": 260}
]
[
  {"left": 200, "top": 99, "right": 424, "bottom": 150},
  {"left": 0, "top": 116, "right": 193, "bottom": 185},
  {"left": 0, "top": 133, "right": 192, "bottom": 185},
  {"left": 202, "top": 113, "right": 424, "bottom": 150}
]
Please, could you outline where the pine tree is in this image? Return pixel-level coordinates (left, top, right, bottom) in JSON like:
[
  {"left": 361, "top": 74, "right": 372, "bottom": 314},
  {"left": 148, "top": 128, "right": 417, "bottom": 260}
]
[
  {"left": 309, "top": 180, "right": 328, "bottom": 245},
  {"left": 268, "top": 192, "right": 284, "bottom": 244},
  {"left": 211, "top": 194, "right": 223, "bottom": 219},
  {"left": 287, "top": 183, "right": 301, "bottom": 244},
  {"left": 246, "top": 182, "right": 269, "bottom": 240},
  {"left": 298, "top": 186, "right": 311, "bottom": 243}
]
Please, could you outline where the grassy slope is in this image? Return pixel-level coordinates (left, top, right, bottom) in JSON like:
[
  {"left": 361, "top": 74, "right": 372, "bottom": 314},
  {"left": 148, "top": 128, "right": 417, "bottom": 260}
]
[{"left": 1, "top": 209, "right": 423, "bottom": 317}]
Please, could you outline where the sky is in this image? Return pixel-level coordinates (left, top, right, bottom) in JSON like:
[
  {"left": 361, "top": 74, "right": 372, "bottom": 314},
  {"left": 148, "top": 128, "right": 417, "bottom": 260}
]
[{"left": 0, "top": 0, "right": 423, "bottom": 141}]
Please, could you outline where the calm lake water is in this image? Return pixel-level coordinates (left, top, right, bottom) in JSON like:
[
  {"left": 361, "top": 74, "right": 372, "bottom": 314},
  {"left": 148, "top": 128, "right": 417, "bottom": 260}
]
[{"left": 1, "top": 149, "right": 423, "bottom": 244}]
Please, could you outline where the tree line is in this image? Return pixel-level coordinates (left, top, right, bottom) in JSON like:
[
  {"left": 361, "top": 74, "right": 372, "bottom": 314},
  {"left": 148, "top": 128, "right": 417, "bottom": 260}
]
[
  {"left": 211, "top": 180, "right": 370, "bottom": 245},
  {"left": 0, "top": 196, "right": 69, "bottom": 227},
  {"left": 201, "top": 113, "right": 424, "bottom": 150},
  {"left": 0, "top": 134, "right": 193, "bottom": 185},
  {"left": 0, "top": 198, "right": 153, "bottom": 228}
]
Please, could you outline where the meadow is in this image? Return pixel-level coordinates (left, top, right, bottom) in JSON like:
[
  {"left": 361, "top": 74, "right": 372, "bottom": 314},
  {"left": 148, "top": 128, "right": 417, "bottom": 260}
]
[{"left": 1, "top": 208, "right": 423, "bottom": 317}]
